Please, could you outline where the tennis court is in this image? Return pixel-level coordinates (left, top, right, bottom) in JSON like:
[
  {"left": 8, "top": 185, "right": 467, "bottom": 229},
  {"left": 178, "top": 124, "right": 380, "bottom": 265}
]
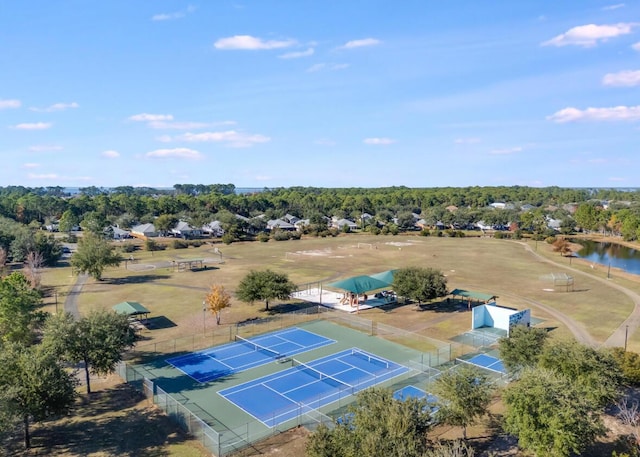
[
  {"left": 219, "top": 348, "right": 409, "bottom": 427},
  {"left": 458, "top": 353, "right": 507, "bottom": 374},
  {"left": 166, "top": 327, "right": 335, "bottom": 383},
  {"left": 393, "top": 385, "right": 439, "bottom": 415}
]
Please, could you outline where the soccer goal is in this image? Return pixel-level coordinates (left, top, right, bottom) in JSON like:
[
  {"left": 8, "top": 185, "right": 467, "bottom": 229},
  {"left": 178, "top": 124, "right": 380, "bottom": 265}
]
[{"left": 357, "top": 242, "right": 375, "bottom": 249}]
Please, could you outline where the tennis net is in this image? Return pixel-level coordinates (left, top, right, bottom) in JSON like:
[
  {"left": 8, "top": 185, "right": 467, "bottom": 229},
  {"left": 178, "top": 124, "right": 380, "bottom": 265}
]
[
  {"left": 291, "top": 358, "right": 354, "bottom": 392},
  {"left": 235, "top": 335, "right": 282, "bottom": 360},
  {"left": 350, "top": 348, "right": 390, "bottom": 369}
]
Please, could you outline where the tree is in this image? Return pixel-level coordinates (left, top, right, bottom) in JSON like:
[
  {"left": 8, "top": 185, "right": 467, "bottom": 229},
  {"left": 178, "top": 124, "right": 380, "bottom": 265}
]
[
  {"left": 551, "top": 237, "right": 572, "bottom": 257},
  {"left": 70, "top": 232, "right": 122, "bottom": 280},
  {"left": 155, "top": 213, "right": 178, "bottom": 235},
  {"left": 0, "top": 343, "right": 77, "bottom": 449},
  {"left": 79, "top": 210, "right": 108, "bottom": 234},
  {"left": 431, "top": 365, "right": 494, "bottom": 439},
  {"left": 392, "top": 267, "right": 448, "bottom": 305},
  {"left": 503, "top": 368, "right": 606, "bottom": 457},
  {"left": 58, "top": 209, "right": 80, "bottom": 233},
  {"left": 205, "top": 284, "right": 231, "bottom": 325},
  {"left": 425, "top": 440, "right": 475, "bottom": 457},
  {"left": 538, "top": 339, "right": 622, "bottom": 408},
  {"left": 43, "top": 310, "right": 136, "bottom": 394},
  {"left": 0, "top": 272, "right": 42, "bottom": 344},
  {"left": 306, "top": 387, "right": 431, "bottom": 457},
  {"left": 611, "top": 347, "right": 640, "bottom": 386},
  {"left": 498, "top": 325, "right": 548, "bottom": 376},
  {"left": 236, "top": 269, "right": 296, "bottom": 311}
]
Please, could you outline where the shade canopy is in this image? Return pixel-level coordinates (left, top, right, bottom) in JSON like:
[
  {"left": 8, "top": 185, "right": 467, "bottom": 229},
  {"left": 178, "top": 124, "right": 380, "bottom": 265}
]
[
  {"left": 112, "top": 301, "right": 150, "bottom": 316},
  {"left": 368, "top": 269, "right": 397, "bottom": 286},
  {"left": 449, "top": 289, "right": 496, "bottom": 302},
  {"left": 326, "top": 275, "right": 390, "bottom": 294}
]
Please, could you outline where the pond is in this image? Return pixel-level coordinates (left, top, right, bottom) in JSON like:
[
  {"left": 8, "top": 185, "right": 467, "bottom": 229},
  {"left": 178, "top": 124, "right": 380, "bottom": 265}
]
[{"left": 574, "top": 240, "right": 640, "bottom": 276}]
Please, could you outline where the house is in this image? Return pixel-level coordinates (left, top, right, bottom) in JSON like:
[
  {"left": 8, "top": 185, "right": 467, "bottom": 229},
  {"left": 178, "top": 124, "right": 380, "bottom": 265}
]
[
  {"left": 546, "top": 217, "right": 562, "bottom": 231},
  {"left": 332, "top": 218, "right": 358, "bottom": 231},
  {"left": 266, "top": 219, "right": 296, "bottom": 231},
  {"left": 171, "top": 221, "right": 202, "bottom": 239},
  {"left": 476, "top": 221, "right": 493, "bottom": 231},
  {"left": 294, "top": 219, "right": 310, "bottom": 231},
  {"left": 106, "top": 225, "right": 131, "bottom": 240},
  {"left": 202, "top": 220, "right": 225, "bottom": 237},
  {"left": 131, "top": 223, "right": 158, "bottom": 238},
  {"left": 283, "top": 214, "right": 300, "bottom": 225}
]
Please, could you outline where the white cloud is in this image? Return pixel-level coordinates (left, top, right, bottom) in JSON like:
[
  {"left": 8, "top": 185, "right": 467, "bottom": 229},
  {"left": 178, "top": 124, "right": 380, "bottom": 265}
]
[
  {"left": 101, "top": 150, "right": 120, "bottom": 158},
  {"left": 603, "top": 70, "right": 640, "bottom": 86},
  {"left": 145, "top": 148, "right": 203, "bottom": 159},
  {"left": 633, "top": 42, "right": 640, "bottom": 51},
  {"left": 609, "top": 176, "right": 627, "bottom": 182},
  {"left": 156, "top": 135, "right": 172, "bottom": 143},
  {"left": 278, "top": 48, "right": 314, "bottom": 59},
  {"left": 29, "top": 145, "right": 63, "bottom": 152},
  {"left": 542, "top": 22, "right": 636, "bottom": 47},
  {"left": 0, "top": 99, "right": 21, "bottom": 109},
  {"left": 489, "top": 146, "right": 523, "bottom": 155},
  {"left": 454, "top": 137, "right": 481, "bottom": 144},
  {"left": 340, "top": 38, "right": 381, "bottom": 49},
  {"left": 11, "top": 122, "right": 52, "bottom": 130},
  {"left": 363, "top": 137, "right": 395, "bottom": 145},
  {"left": 214, "top": 35, "right": 295, "bottom": 50},
  {"left": 151, "top": 5, "right": 196, "bottom": 21},
  {"left": 603, "top": 3, "right": 625, "bottom": 10},
  {"left": 129, "top": 113, "right": 174, "bottom": 122},
  {"left": 172, "top": 130, "right": 271, "bottom": 148},
  {"left": 22, "top": 163, "right": 40, "bottom": 169},
  {"left": 306, "top": 62, "right": 349, "bottom": 72},
  {"left": 30, "top": 102, "right": 79, "bottom": 112},
  {"left": 147, "top": 120, "right": 212, "bottom": 130},
  {"left": 28, "top": 173, "right": 59, "bottom": 180},
  {"left": 547, "top": 105, "right": 640, "bottom": 122}
]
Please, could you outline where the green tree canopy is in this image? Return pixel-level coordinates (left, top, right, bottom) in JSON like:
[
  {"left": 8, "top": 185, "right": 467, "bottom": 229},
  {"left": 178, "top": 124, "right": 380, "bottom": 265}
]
[
  {"left": 431, "top": 365, "right": 494, "bottom": 439},
  {"left": 498, "top": 325, "right": 549, "bottom": 376},
  {"left": 0, "top": 343, "right": 77, "bottom": 449},
  {"left": 503, "top": 368, "right": 606, "bottom": 457},
  {"left": 0, "top": 272, "right": 42, "bottom": 344},
  {"left": 43, "top": 310, "right": 136, "bottom": 394},
  {"left": 306, "top": 387, "right": 431, "bottom": 457},
  {"left": 392, "top": 266, "right": 448, "bottom": 305},
  {"left": 70, "top": 232, "right": 122, "bottom": 280},
  {"left": 236, "top": 269, "right": 296, "bottom": 311},
  {"left": 538, "top": 339, "right": 621, "bottom": 408}
]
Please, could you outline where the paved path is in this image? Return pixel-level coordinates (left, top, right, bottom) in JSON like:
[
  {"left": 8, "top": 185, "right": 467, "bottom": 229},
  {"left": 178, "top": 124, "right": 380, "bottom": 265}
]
[
  {"left": 517, "top": 241, "right": 640, "bottom": 348},
  {"left": 64, "top": 273, "right": 89, "bottom": 319}
]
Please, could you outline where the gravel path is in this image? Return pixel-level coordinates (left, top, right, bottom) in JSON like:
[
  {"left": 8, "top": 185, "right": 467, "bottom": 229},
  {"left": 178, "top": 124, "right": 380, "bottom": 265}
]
[{"left": 64, "top": 273, "right": 89, "bottom": 319}]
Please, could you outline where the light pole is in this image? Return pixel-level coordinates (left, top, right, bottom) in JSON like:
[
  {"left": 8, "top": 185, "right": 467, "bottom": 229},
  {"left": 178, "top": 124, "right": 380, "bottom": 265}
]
[
  {"left": 202, "top": 301, "right": 206, "bottom": 334},
  {"left": 625, "top": 325, "right": 629, "bottom": 352}
]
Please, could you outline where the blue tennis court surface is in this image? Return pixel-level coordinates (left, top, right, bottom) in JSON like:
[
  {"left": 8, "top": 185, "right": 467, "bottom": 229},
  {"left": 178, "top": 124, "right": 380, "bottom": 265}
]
[
  {"left": 166, "top": 328, "right": 335, "bottom": 383},
  {"left": 219, "top": 348, "right": 410, "bottom": 427},
  {"left": 463, "top": 354, "right": 507, "bottom": 374},
  {"left": 393, "top": 385, "right": 439, "bottom": 415}
]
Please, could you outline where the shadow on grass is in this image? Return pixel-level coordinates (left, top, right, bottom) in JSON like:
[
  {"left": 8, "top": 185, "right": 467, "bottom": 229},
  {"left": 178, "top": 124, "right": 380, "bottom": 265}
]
[
  {"left": 145, "top": 316, "right": 177, "bottom": 330},
  {"left": 8, "top": 383, "right": 196, "bottom": 457},
  {"left": 266, "top": 301, "right": 321, "bottom": 315},
  {"left": 103, "top": 274, "right": 172, "bottom": 285}
]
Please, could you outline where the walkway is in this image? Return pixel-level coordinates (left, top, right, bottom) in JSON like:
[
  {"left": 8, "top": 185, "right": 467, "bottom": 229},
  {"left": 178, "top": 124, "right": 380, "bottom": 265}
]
[{"left": 64, "top": 273, "right": 89, "bottom": 319}]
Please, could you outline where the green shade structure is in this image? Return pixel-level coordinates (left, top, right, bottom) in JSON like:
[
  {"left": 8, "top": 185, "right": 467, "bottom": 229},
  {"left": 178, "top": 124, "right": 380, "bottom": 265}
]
[
  {"left": 326, "top": 275, "right": 390, "bottom": 294},
  {"left": 112, "top": 301, "right": 150, "bottom": 317},
  {"left": 449, "top": 289, "right": 497, "bottom": 302},
  {"left": 368, "top": 269, "right": 398, "bottom": 286}
]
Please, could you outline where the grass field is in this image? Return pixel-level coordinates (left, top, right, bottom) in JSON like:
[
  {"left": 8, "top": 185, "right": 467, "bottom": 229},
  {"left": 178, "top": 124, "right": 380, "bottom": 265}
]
[{"left": 18, "top": 233, "right": 640, "bottom": 456}]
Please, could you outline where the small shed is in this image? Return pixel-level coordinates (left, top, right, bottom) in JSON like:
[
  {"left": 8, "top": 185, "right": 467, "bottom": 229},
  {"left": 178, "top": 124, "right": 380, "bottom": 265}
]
[
  {"left": 449, "top": 289, "right": 497, "bottom": 309},
  {"left": 112, "top": 301, "right": 150, "bottom": 320}
]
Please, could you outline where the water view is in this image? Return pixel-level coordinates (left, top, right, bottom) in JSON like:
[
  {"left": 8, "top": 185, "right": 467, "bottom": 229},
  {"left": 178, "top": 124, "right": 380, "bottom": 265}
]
[{"left": 575, "top": 240, "right": 640, "bottom": 276}]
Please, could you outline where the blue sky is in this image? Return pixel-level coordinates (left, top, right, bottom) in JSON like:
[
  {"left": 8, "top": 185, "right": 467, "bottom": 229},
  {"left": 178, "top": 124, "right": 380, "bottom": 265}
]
[{"left": 1, "top": 1, "right": 638, "bottom": 188}]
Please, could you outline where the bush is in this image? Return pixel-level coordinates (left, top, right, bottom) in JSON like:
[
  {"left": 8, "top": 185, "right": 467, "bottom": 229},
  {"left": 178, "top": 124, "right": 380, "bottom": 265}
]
[
  {"left": 120, "top": 243, "right": 136, "bottom": 253},
  {"left": 64, "top": 233, "right": 78, "bottom": 243},
  {"left": 172, "top": 239, "right": 188, "bottom": 249},
  {"left": 513, "top": 229, "right": 523, "bottom": 240},
  {"left": 545, "top": 235, "right": 557, "bottom": 244},
  {"left": 145, "top": 239, "right": 158, "bottom": 251},
  {"left": 289, "top": 231, "right": 302, "bottom": 240},
  {"left": 420, "top": 229, "right": 431, "bottom": 237},
  {"left": 256, "top": 232, "right": 270, "bottom": 242},
  {"left": 433, "top": 230, "right": 443, "bottom": 237},
  {"left": 369, "top": 226, "right": 381, "bottom": 235},
  {"left": 494, "top": 232, "right": 505, "bottom": 239},
  {"left": 221, "top": 233, "right": 234, "bottom": 245},
  {"left": 190, "top": 240, "right": 203, "bottom": 247},
  {"left": 272, "top": 230, "right": 291, "bottom": 241}
]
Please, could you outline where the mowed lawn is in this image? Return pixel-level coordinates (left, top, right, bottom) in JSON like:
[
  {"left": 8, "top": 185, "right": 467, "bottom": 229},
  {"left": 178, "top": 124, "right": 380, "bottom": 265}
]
[{"left": 24, "top": 233, "right": 640, "bottom": 456}]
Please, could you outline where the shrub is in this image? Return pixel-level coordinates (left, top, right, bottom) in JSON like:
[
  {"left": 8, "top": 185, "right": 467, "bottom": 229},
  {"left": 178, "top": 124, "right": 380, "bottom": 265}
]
[
  {"left": 369, "top": 226, "right": 381, "bottom": 235},
  {"left": 172, "top": 239, "right": 188, "bottom": 249},
  {"left": 64, "top": 233, "right": 78, "bottom": 243},
  {"left": 120, "top": 243, "right": 136, "bottom": 253},
  {"left": 221, "top": 233, "right": 234, "bottom": 245},
  {"left": 190, "top": 240, "right": 203, "bottom": 247},
  {"left": 545, "top": 235, "right": 557, "bottom": 244},
  {"left": 272, "top": 230, "right": 291, "bottom": 241},
  {"left": 289, "top": 231, "right": 301, "bottom": 240},
  {"left": 145, "top": 239, "right": 158, "bottom": 251},
  {"left": 256, "top": 232, "right": 270, "bottom": 242},
  {"left": 420, "top": 229, "right": 430, "bottom": 237}
]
